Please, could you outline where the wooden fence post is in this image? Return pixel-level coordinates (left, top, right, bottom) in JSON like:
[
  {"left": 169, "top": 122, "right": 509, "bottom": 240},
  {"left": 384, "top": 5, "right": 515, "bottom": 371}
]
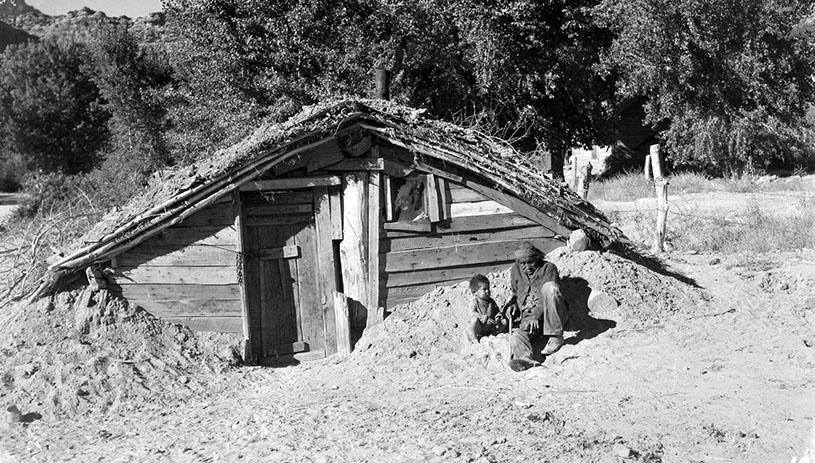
[
  {"left": 644, "top": 154, "right": 652, "bottom": 179},
  {"left": 572, "top": 154, "right": 579, "bottom": 191},
  {"left": 579, "top": 162, "right": 593, "bottom": 200},
  {"left": 650, "top": 144, "right": 668, "bottom": 252}
]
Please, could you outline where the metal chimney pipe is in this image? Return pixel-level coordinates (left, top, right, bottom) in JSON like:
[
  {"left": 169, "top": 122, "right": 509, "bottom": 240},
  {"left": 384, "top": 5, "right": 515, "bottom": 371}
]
[{"left": 375, "top": 68, "right": 390, "bottom": 100}]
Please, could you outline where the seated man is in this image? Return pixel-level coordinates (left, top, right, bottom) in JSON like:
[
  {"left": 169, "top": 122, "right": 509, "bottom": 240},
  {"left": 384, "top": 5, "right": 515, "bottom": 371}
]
[{"left": 505, "top": 242, "right": 569, "bottom": 372}]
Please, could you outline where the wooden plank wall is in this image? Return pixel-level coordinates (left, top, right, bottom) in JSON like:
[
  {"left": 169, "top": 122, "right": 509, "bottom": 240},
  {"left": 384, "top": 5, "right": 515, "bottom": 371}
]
[
  {"left": 379, "top": 180, "right": 563, "bottom": 309},
  {"left": 109, "top": 196, "right": 243, "bottom": 333}
]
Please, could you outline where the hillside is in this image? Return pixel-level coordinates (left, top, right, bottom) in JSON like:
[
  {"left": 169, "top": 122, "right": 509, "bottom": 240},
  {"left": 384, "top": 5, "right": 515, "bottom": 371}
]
[
  {"left": 0, "top": 0, "right": 168, "bottom": 44},
  {"left": 0, "top": 19, "right": 35, "bottom": 50}
]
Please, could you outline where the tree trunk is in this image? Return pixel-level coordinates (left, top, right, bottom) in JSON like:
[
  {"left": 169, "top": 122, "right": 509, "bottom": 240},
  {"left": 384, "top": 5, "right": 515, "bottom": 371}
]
[{"left": 550, "top": 145, "right": 568, "bottom": 181}]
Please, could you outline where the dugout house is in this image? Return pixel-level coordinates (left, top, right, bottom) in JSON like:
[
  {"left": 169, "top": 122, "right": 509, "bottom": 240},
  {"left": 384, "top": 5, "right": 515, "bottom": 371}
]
[{"left": 30, "top": 99, "right": 625, "bottom": 366}]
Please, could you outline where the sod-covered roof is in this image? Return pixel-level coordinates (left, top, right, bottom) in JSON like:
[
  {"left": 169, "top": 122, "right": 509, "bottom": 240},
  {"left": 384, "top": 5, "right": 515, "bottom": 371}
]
[{"left": 35, "top": 98, "right": 627, "bottom": 297}]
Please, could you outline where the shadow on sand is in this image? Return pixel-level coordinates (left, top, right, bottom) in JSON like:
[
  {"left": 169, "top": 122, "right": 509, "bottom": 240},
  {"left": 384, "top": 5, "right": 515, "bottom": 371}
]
[{"left": 560, "top": 276, "right": 616, "bottom": 346}]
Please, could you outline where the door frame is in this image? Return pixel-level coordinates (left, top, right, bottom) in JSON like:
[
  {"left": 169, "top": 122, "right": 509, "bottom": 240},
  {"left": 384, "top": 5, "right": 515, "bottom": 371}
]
[{"left": 235, "top": 178, "right": 339, "bottom": 365}]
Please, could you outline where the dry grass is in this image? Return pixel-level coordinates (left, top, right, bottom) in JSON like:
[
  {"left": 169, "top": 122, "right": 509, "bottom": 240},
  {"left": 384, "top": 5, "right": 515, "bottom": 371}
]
[
  {"left": 597, "top": 171, "right": 815, "bottom": 253},
  {"left": 591, "top": 171, "right": 811, "bottom": 202},
  {"left": 0, "top": 198, "right": 101, "bottom": 305}
]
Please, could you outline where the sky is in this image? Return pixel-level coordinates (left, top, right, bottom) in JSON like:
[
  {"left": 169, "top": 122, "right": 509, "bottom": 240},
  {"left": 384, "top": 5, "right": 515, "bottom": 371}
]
[{"left": 27, "top": 0, "right": 163, "bottom": 18}]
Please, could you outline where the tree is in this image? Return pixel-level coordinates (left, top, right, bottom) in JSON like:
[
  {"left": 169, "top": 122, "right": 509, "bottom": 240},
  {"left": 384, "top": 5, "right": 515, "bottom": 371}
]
[
  {"left": 596, "top": 0, "right": 815, "bottom": 174},
  {"left": 85, "top": 24, "right": 176, "bottom": 191},
  {"left": 163, "top": 0, "right": 616, "bottom": 173},
  {"left": 0, "top": 36, "right": 109, "bottom": 174},
  {"left": 447, "top": 0, "right": 616, "bottom": 174}
]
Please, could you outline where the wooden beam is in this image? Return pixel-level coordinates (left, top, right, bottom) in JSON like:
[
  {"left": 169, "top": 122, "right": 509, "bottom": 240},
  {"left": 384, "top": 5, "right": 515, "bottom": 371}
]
[
  {"left": 333, "top": 292, "right": 352, "bottom": 359},
  {"left": 314, "top": 186, "right": 338, "bottom": 356},
  {"left": 461, "top": 177, "right": 572, "bottom": 237},
  {"left": 367, "top": 171, "right": 382, "bottom": 326},
  {"left": 239, "top": 175, "right": 341, "bottom": 192},
  {"left": 328, "top": 184, "right": 343, "bottom": 240},
  {"left": 426, "top": 173, "right": 441, "bottom": 222},
  {"left": 339, "top": 172, "right": 369, "bottom": 320},
  {"left": 413, "top": 160, "right": 463, "bottom": 183},
  {"left": 384, "top": 176, "right": 394, "bottom": 221},
  {"left": 382, "top": 159, "right": 415, "bottom": 178},
  {"left": 437, "top": 177, "right": 449, "bottom": 221},
  {"left": 320, "top": 158, "right": 384, "bottom": 171}
]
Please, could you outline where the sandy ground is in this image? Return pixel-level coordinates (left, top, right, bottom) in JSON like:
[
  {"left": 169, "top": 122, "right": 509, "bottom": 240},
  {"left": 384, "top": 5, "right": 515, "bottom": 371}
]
[
  {"left": 0, "top": 205, "right": 17, "bottom": 223},
  {"left": 0, "top": 245, "right": 813, "bottom": 462}
]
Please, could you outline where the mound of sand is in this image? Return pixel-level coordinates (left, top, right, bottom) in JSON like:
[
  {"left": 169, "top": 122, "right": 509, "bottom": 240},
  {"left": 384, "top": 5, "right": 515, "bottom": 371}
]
[
  {"left": 352, "top": 248, "right": 703, "bottom": 369},
  {"left": 0, "top": 291, "right": 242, "bottom": 421}
]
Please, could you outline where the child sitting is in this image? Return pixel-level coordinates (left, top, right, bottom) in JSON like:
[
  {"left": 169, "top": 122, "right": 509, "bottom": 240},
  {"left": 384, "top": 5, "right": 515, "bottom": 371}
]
[{"left": 467, "top": 274, "right": 508, "bottom": 343}]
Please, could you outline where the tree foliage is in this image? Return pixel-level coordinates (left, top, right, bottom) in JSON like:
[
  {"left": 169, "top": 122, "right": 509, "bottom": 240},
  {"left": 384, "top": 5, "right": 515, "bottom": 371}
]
[
  {"left": 163, "top": 0, "right": 616, "bottom": 171},
  {"left": 84, "top": 25, "right": 176, "bottom": 197},
  {"left": 596, "top": 0, "right": 815, "bottom": 173},
  {"left": 0, "top": 36, "right": 109, "bottom": 174}
]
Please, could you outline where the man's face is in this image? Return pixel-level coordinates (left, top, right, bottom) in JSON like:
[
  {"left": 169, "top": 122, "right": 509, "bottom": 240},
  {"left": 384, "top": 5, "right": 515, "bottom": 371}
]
[{"left": 519, "top": 258, "right": 539, "bottom": 276}]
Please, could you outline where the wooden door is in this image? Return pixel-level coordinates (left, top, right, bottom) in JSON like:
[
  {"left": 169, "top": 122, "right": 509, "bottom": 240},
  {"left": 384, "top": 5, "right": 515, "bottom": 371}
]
[{"left": 242, "top": 189, "right": 326, "bottom": 364}]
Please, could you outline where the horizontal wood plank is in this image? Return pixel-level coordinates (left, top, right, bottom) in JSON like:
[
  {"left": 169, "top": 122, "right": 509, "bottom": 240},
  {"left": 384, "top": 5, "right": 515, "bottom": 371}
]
[
  {"left": 382, "top": 225, "right": 556, "bottom": 252},
  {"left": 143, "top": 225, "right": 237, "bottom": 246},
  {"left": 177, "top": 203, "right": 234, "bottom": 228},
  {"left": 245, "top": 215, "right": 313, "bottom": 227},
  {"left": 450, "top": 200, "right": 514, "bottom": 217},
  {"left": 383, "top": 261, "right": 514, "bottom": 288},
  {"left": 384, "top": 213, "right": 538, "bottom": 238},
  {"left": 384, "top": 238, "right": 562, "bottom": 273},
  {"left": 111, "top": 283, "right": 241, "bottom": 300},
  {"left": 239, "top": 175, "right": 341, "bottom": 191},
  {"left": 115, "top": 244, "right": 237, "bottom": 267},
  {"left": 320, "top": 158, "right": 384, "bottom": 171},
  {"left": 462, "top": 176, "right": 571, "bottom": 236},
  {"left": 241, "top": 191, "right": 314, "bottom": 206},
  {"left": 381, "top": 279, "right": 465, "bottom": 301},
  {"left": 245, "top": 204, "right": 313, "bottom": 216},
  {"left": 163, "top": 316, "right": 243, "bottom": 333},
  {"left": 130, "top": 298, "right": 242, "bottom": 317},
  {"left": 449, "top": 188, "right": 488, "bottom": 203},
  {"left": 111, "top": 266, "right": 238, "bottom": 285},
  {"left": 383, "top": 220, "right": 432, "bottom": 233}
]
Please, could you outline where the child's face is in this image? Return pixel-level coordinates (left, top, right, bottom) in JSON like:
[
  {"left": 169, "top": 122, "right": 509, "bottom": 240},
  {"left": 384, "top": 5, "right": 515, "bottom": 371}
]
[{"left": 474, "top": 284, "right": 490, "bottom": 300}]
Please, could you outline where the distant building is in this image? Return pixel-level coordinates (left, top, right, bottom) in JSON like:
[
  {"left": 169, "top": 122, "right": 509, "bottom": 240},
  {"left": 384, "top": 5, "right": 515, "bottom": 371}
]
[{"left": 565, "top": 98, "right": 657, "bottom": 180}]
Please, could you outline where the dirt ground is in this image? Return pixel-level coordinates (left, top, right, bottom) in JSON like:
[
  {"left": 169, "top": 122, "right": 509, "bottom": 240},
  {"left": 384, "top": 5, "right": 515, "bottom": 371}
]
[{"left": 1, "top": 245, "right": 813, "bottom": 463}]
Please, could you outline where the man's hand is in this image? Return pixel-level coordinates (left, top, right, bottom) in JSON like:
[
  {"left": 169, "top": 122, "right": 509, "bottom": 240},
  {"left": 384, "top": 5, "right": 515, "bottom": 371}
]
[{"left": 523, "top": 319, "right": 540, "bottom": 336}]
